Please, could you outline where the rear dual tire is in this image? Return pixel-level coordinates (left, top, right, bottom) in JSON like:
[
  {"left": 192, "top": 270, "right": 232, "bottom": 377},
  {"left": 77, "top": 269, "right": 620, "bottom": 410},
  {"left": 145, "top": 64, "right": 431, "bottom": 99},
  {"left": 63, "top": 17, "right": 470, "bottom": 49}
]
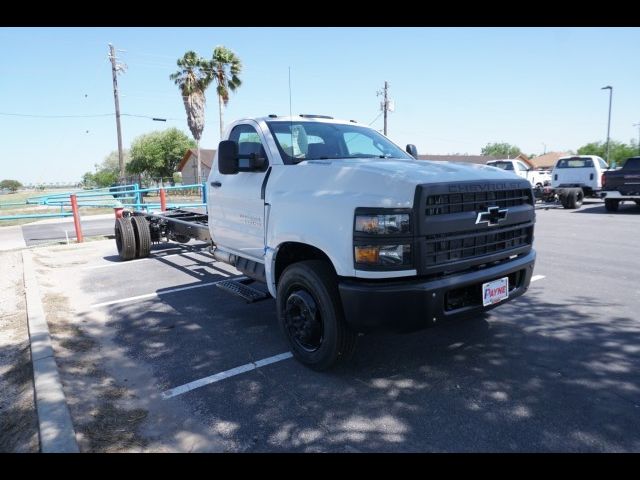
[
  {"left": 115, "top": 217, "right": 137, "bottom": 261},
  {"left": 115, "top": 216, "right": 151, "bottom": 261},
  {"left": 561, "top": 188, "right": 584, "bottom": 209},
  {"left": 131, "top": 216, "right": 151, "bottom": 258}
]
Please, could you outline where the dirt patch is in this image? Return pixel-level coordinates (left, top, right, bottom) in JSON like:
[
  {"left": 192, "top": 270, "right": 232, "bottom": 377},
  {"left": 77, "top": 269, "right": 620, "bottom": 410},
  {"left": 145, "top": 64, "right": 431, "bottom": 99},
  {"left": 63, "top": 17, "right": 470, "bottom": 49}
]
[
  {"left": 42, "top": 291, "right": 149, "bottom": 452},
  {"left": 79, "top": 403, "right": 148, "bottom": 452},
  {"left": 0, "top": 251, "right": 39, "bottom": 453}
]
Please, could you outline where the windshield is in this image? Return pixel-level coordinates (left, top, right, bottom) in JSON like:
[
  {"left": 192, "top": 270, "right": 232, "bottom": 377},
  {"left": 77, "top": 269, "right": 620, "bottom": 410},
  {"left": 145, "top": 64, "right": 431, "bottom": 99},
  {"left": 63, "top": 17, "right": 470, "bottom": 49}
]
[
  {"left": 555, "top": 158, "right": 594, "bottom": 168},
  {"left": 487, "top": 161, "right": 514, "bottom": 170},
  {"left": 266, "top": 121, "right": 413, "bottom": 164}
]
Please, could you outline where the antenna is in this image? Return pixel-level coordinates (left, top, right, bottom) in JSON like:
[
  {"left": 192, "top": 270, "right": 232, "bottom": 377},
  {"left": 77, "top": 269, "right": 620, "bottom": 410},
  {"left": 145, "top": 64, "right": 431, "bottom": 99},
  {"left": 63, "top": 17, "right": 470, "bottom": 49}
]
[
  {"left": 288, "top": 67, "right": 293, "bottom": 119},
  {"left": 289, "top": 66, "right": 294, "bottom": 162}
]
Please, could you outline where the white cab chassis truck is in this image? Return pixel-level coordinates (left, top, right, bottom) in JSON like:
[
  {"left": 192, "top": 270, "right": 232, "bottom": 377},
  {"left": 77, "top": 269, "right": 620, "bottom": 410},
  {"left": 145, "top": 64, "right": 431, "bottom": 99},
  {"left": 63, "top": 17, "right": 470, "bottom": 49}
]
[
  {"left": 535, "top": 155, "right": 609, "bottom": 209},
  {"left": 114, "top": 115, "right": 537, "bottom": 370}
]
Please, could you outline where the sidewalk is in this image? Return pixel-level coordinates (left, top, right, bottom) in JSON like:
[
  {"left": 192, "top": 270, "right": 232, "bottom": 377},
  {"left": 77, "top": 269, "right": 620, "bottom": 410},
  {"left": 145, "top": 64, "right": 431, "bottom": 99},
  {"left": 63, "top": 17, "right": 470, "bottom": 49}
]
[{"left": 0, "top": 225, "right": 27, "bottom": 252}]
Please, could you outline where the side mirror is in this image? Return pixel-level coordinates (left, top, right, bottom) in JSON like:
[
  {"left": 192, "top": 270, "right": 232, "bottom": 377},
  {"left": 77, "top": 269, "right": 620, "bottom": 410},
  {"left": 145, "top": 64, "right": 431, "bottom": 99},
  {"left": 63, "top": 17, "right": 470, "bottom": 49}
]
[
  {"left": 406, "top": 144, "right": 418, "bottom": 159},
  {"left": 218, "top": 140, "right": 239, "bottom": 175}
]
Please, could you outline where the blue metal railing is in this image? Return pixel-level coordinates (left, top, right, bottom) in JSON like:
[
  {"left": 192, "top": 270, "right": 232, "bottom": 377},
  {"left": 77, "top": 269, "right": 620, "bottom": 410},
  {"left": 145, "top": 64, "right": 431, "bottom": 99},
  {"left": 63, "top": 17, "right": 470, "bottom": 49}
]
[{"left": 0, "top": 182, "right": 207, "bottom": 221}]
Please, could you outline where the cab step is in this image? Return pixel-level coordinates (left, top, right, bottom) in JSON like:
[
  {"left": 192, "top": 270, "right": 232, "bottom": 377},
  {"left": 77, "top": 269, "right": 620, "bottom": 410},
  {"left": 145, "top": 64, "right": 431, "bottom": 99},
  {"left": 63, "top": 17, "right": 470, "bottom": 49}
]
[{"left": 215, "top": 278, "right": 270, "bottom": 303}]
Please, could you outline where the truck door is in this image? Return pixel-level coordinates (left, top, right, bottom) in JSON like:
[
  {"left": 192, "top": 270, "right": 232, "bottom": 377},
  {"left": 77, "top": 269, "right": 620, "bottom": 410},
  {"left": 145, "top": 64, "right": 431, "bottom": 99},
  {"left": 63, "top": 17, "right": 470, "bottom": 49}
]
[{"left": 208, "top": 122, "right": 269, "bottom": 261}]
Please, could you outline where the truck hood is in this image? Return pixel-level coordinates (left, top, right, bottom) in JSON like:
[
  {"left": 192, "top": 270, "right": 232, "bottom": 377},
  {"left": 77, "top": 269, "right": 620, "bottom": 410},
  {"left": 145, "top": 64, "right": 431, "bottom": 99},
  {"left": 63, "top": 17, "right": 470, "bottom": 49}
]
[{"left": 306, "top": 157, "right": 523, "bottom": 183}]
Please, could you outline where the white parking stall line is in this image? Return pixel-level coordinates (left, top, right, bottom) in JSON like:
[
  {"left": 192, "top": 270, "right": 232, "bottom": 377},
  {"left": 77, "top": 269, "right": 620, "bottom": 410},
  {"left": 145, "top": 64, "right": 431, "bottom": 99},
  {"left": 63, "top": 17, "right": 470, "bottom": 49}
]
[
  {"left": 89, "top": 275, "right": 239, "bottom": 309},
  {"left": 161, "top": 352, "right": 294, "bottom": 400},
  {"left": 531, "top": 275, "right": 546, "bottom": 283}
]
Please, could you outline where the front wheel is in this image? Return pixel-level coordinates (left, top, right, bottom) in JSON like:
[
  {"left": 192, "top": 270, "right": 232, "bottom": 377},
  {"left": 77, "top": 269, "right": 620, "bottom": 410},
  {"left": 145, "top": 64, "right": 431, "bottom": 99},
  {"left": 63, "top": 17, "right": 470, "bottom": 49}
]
[{"left": 276, "top": 260, "right": 357, "bottom": 371}]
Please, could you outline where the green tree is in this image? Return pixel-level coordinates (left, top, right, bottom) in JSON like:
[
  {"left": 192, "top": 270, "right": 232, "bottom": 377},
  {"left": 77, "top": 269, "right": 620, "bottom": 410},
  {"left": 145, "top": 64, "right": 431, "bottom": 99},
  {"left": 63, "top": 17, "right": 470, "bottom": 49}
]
[
  {"left": 208, "top": 46, "right": 242, "bottom": 139},
  {"left": 127, "top": 128, "right": 195, "bottom": 180},
  {"left": 81, "top": 150, "right": 130, "bottom": 188},
  {"left": 0, "top": 179, "right": 22, "bottom": 192},
  {"left": 481, "top": 142, "right": 522, "bottom": 158},
  {"left": 577, "top": 140, "right": 638, "bottom": 167},
  {"left": 170, "top": 51, "right": 213, "bottom": 183}
]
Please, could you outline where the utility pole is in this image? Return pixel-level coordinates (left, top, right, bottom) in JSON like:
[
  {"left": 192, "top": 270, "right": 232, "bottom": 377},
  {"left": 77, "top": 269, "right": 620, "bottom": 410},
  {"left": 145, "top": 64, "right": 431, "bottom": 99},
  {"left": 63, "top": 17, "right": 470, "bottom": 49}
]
[
  {"left": 377, "top": 81, "right": 390, "bottom": 136},
  {"left": 109, "top": 44, "right": 126, "bottom": 181},
  {"left": 634, "top": 123, "right": 640, "bottom": 155},
  {"left": 601, "top": 85, "right": 613, "bottom": 165}
]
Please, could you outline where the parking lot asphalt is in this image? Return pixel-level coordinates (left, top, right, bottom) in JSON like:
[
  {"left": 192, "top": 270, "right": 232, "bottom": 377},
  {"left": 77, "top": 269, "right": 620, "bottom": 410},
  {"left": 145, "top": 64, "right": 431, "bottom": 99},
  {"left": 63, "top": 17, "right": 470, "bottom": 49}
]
[
  {"left": 30, "top": 199, "right": 640, "bottom": 452},
  {"left": 21, "top": 217, "right": 115, "bottom": 246}
]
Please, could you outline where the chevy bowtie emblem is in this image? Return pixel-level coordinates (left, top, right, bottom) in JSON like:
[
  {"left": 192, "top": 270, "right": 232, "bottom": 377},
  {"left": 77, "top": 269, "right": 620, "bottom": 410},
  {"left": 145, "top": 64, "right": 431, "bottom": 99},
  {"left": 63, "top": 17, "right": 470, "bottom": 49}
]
[{"left": 476, "top": 206, "right": 508, "bottom": 226}]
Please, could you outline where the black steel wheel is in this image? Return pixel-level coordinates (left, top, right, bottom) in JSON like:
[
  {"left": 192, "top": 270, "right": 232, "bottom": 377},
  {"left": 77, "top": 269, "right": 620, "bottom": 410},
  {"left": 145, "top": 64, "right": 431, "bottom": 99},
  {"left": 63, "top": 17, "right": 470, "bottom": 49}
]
[
  {"left": 131, "top": 216, "right": 151, "bottom": 258},
  {"left": 114, "top": 217, "right": 137, "bottom": 261},
  {"left": 284, "top": 289, "right": 323, "bottom": 352},
  {"left": 277, "top": 260, "right": 357, "bottom": 371}
]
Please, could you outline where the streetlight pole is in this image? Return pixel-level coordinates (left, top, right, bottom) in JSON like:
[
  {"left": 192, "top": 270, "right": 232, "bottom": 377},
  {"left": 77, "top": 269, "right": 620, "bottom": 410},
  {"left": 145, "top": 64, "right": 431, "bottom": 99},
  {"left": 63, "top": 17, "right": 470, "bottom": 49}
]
[
  {"left": 634, "top": 122, "right": 640, "bottom": 155},
  {"left": 601, "top": 85, "right": 613, "bottom": 164}
]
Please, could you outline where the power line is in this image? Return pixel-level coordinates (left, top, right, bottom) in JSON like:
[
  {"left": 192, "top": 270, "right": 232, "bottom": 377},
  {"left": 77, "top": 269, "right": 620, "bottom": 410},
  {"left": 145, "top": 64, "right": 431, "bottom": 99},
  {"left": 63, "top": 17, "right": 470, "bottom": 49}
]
[
  {"left": 121, "top": 113, "right": 183, "bottom": 121},
  {"left": 0, "top": 112, "right": 113, "bottom": 118},
  {"left": 0, "top": 112, "right": 184, "bottom": 121},
  {"left": 368, "top": 111, "right": 383, "bottom": 126}
]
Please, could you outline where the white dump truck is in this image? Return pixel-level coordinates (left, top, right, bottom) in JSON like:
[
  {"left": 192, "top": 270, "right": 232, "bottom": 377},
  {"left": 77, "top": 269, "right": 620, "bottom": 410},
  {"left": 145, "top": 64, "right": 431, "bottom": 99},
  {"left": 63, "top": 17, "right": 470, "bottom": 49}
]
[{"left": 114, "top": 115, "right": 537, "bottom": 370}]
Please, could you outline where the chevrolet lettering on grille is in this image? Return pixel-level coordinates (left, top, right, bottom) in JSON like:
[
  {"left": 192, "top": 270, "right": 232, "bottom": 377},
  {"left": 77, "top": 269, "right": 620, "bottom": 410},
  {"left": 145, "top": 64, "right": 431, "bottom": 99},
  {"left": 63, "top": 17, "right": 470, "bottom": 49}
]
[{"left": 475, "top": 206, "right": 508, "bottom": 226}]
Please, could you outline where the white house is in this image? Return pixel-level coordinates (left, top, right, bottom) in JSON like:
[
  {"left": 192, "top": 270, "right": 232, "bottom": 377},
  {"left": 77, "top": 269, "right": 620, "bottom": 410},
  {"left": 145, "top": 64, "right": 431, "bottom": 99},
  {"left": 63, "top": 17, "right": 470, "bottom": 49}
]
[{"left": 177, "top": 148, "right": 216, "bottom": 184}]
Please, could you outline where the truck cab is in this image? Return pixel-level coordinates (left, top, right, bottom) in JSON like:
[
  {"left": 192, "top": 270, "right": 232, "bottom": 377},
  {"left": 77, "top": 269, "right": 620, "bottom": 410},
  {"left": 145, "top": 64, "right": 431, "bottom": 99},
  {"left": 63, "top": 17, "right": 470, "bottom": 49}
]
[{"left": 204, "top": 115, "right": 537, "bottom": 369}]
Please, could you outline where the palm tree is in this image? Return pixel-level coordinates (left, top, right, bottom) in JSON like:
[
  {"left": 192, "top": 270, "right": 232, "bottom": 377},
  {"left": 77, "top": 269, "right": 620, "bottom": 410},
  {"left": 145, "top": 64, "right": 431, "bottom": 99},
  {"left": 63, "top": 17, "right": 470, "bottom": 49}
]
[
  {"left": 170, "top": 51, "right": 212, "bottom": 183},
  {"left": 208, "top": 46, "right": 242, "bottom": 139}
]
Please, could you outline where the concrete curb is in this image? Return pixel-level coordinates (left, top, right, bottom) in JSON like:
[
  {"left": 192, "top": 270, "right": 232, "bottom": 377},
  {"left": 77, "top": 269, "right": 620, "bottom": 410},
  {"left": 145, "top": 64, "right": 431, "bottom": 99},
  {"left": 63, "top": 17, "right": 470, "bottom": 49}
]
[{"left": 22, "top": 250, "right": 79, "bottom": 453}]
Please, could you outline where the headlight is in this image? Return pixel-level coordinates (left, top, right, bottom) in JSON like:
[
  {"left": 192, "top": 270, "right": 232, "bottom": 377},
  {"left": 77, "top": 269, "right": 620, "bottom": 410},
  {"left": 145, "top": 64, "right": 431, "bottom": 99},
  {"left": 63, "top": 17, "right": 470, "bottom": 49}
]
[
  {"left": 355, "top": 213, "right": 410, "bottom": 235},
  {"left": 354, "top": 244, "right": 412, "bottom": 268}
]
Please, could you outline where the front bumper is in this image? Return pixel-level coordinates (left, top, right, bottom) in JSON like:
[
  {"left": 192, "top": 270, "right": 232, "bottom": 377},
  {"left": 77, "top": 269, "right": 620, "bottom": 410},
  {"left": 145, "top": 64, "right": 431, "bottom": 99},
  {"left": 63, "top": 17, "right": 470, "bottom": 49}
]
[{"left": 338, "top": 250, "right": 536, "bottom": 333}]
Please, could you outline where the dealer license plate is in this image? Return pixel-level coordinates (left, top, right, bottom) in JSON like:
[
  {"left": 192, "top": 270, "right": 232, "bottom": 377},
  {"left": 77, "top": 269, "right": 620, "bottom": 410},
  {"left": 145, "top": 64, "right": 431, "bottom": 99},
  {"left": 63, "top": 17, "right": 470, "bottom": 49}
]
[{"left": 482, "top": 277, "right": 509, "bottom": 307}]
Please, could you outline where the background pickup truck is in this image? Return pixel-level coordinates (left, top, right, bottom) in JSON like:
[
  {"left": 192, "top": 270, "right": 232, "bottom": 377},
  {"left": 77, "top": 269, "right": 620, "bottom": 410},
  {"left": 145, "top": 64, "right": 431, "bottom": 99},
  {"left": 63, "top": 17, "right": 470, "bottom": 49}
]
[
  {"left": 601, "top": 156, "right": 640, "bottom": 212},
  {"left": 486, "top": 159, "right": 551, "bottom": 188}
]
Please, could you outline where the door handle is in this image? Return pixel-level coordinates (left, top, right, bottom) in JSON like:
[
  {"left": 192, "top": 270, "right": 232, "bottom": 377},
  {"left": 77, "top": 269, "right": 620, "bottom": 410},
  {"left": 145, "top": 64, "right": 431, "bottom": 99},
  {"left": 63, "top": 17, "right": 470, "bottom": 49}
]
[{"left": 210, "top": 181, "right": 222, "bottom": 188}]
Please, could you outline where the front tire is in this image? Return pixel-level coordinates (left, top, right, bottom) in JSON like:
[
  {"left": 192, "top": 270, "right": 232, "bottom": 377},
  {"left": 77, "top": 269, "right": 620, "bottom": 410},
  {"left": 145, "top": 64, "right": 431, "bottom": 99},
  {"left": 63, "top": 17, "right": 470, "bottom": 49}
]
[{"left": 277, "top": 260, "right": 357, "bottom": 371}]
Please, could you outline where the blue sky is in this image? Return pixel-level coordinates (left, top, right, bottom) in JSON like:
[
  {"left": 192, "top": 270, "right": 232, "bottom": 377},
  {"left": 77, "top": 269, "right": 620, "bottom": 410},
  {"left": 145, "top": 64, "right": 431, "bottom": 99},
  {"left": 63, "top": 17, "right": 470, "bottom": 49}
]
[{"left": 1, "top": 27, "right": 639, "bottom": 184}]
